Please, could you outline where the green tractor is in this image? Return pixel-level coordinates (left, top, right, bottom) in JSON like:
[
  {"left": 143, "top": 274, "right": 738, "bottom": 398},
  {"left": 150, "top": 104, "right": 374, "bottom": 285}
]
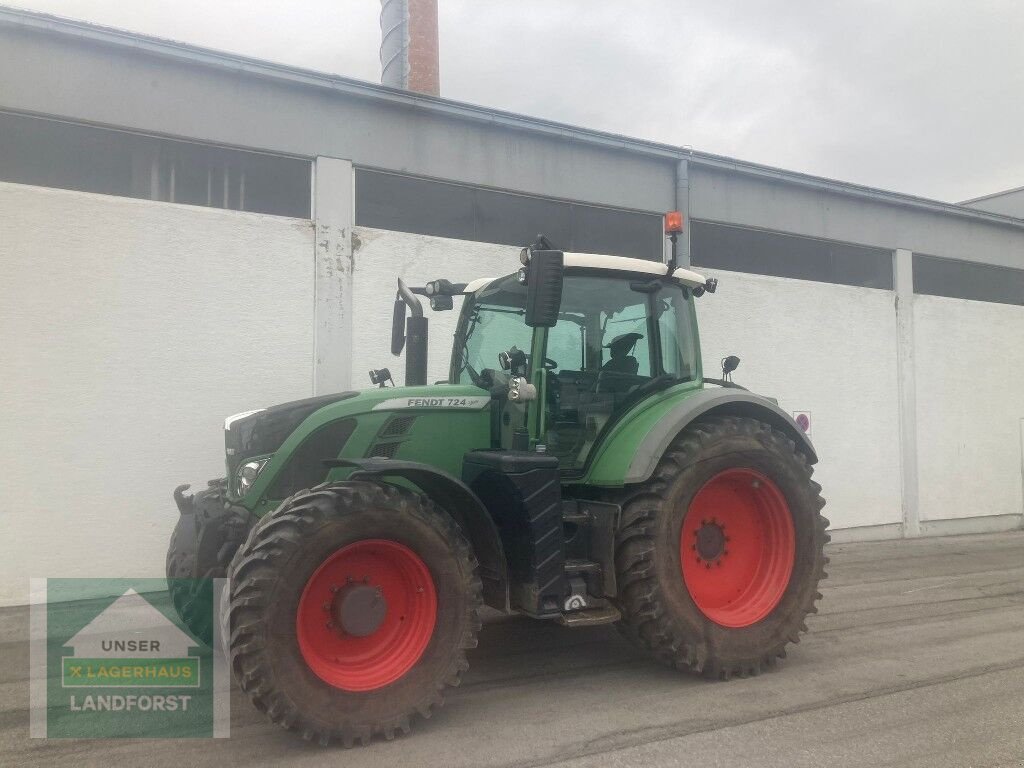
[{"left": 167, "top": 226, "right": 828, "bottom": 746}]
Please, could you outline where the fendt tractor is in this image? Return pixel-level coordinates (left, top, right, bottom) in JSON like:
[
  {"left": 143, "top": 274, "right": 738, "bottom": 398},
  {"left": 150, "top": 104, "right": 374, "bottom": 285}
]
[{"left": 167, "top": 214, "right": 828, "bottom": 746}]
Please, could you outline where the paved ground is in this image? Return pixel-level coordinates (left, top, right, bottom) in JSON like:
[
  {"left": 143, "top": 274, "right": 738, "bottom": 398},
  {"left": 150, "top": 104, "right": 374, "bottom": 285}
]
[{"left": 2, "top": 531, "right": 1023, "bottom": 767}]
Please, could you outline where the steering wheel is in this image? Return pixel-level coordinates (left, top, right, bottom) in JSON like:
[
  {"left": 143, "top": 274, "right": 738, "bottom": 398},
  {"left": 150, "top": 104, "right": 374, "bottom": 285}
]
[{"left": 498, "top": 346, "right": 558, "bottom": 372}]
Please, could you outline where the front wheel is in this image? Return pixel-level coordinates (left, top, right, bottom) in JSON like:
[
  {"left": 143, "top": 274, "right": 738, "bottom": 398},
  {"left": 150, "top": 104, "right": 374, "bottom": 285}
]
[
  {"left": 225, "top": 481, "right": 482, "bottom": 746},
  {"left": 614, "top": 415, "right": 829, "bottom": 678}
]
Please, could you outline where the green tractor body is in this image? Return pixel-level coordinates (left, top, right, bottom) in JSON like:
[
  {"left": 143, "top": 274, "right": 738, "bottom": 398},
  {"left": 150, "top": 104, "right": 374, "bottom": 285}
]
[{"left": 167, "top": 240, "right": 827, "bottom": 746}]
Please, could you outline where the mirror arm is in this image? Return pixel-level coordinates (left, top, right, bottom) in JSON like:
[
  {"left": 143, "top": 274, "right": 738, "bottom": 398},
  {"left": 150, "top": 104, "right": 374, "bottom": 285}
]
[{"left": 397, "top": 277, "right": 424, "bottom": 318}]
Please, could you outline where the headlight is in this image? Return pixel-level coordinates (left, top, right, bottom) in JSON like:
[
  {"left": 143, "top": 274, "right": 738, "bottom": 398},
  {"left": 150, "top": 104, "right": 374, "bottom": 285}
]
[{"left": 236, "top": 459, "right": 269, "bottom": 497}]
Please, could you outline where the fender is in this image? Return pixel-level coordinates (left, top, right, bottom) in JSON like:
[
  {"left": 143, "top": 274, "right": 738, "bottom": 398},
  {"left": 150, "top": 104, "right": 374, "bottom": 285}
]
[
  {"left": 624, "top": 388, "right": 818, "bottom": 485},
  {"left": 327, "top": 458, "right": 509, "bottom": 612}
]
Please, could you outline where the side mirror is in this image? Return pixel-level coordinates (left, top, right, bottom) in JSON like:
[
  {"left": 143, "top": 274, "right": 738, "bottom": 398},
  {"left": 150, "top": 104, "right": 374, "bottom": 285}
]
[
  {"left": 391, "top": 298, "right": 406, "bottom": 355},
  {"left": 722, "top": 355, "right": 740, "bottom": 377},
  {"left": 524, "top": 249, "right": 564, "bottom": 328}
]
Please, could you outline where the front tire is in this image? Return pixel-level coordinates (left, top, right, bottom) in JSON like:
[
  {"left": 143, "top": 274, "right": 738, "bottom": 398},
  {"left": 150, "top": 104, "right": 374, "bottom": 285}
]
[
  {"left": 225, "top": 481, "right": 482, "bottom": 746},
  {"left": 166, "top": 479, "right": 248, "bottom": 645},
  {"left": 614, "top": 415, "right": 829, "bottom": 678}
]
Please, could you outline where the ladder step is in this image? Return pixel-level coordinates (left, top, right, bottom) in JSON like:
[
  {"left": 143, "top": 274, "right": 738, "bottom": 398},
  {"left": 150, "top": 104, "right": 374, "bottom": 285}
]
[
  {"left": 557, "top": 604, "right": 621, "bottom": 627},
  {"left": 564, "top": 559, "right": 601, "bottom": 575}
]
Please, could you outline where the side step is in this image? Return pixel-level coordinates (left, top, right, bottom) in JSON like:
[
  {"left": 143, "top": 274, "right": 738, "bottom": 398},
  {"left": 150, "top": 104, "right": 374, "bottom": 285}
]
[
  {"left": 564, "top": 558, "right": 601, "bottom": 576},
  {"left": 557, "top": 604, "right": 621, "bottom": 628}
]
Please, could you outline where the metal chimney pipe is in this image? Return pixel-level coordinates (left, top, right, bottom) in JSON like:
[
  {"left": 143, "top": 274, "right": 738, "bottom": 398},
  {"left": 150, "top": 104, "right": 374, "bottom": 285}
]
[
  {"left": 380, "top": 0, "right": 440, "bottom": 95},
  {"left": 379, "top": 0, "right": 407, "bottom": 90}
]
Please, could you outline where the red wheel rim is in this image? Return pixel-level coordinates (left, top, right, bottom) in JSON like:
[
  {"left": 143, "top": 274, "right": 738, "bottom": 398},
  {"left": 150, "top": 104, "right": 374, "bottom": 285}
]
[
  {"left": 680, "top": 469, "right": 795, "bottom": 628},
  {"left": 296, "top": 539, "right": 437, "bottom": 692}
]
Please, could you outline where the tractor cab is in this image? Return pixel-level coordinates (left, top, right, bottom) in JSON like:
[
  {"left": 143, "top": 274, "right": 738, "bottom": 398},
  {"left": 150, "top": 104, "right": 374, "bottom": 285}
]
[{"left": 446, "top": 251, "right": 707, "bottom": 472}]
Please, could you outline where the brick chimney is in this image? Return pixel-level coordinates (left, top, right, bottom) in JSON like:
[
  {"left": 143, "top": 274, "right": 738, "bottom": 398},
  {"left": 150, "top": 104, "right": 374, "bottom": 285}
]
[{"left": 380, "top": 0, "right": 440, "bottom": 96}]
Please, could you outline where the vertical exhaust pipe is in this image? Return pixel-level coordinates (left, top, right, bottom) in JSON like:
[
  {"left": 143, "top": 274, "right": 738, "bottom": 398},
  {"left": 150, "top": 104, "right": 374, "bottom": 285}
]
[{"left": 394, "top": 278, "right": 429, "bottom": 386}]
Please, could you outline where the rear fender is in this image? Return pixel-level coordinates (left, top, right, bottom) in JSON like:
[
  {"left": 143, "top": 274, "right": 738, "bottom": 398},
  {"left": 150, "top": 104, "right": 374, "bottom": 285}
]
[
  {"left": 328, "top": 458, "right": 510, "bottom": 612},
  {"left": 623, "top": 388, "right": 817, "bottom": 484}
]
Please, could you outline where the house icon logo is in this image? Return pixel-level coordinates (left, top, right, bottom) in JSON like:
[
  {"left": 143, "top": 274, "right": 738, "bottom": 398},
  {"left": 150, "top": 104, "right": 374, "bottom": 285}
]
[
  {"left": 62, "top": 589, "right": 200, "bottom": 690},
  {"left": 32, "top": 578, "right": 229, "bottom": 739}
]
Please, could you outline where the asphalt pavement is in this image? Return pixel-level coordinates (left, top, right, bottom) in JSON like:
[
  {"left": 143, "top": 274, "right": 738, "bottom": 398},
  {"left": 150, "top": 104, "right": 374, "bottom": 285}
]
[{"left": 2, "top": 530, "right": 1023, "bottom": 768}]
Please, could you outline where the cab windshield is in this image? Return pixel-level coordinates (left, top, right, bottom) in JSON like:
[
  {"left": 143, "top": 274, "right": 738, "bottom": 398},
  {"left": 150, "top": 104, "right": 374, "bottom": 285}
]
[{"left": 452, "top": 274, "right": 530, "bottom": 386}]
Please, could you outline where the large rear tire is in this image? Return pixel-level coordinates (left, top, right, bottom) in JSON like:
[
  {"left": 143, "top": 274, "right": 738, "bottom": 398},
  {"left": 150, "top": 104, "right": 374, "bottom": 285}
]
[
  {"left": 614, "top": 415, "right": 828, "bottom": 678},
  {"left": 225, "top": 481, "right": 482, "bottom": 746}
]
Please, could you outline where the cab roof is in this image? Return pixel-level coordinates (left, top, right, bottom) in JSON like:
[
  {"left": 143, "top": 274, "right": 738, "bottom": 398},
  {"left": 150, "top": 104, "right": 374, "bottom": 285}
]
[{"left": 463, "top": 252, "right": 707, "bottom": 294}]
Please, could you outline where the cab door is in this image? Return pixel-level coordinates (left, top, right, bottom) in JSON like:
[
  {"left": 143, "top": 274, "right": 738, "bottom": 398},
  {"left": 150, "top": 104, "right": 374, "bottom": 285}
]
[{"left": 538, "top": 273, "right": 699, "bottom": 472}]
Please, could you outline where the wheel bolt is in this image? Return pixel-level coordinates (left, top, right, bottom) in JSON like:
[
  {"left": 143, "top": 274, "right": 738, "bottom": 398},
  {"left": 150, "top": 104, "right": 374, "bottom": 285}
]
[
  {"left": 752, "top": 480, "right": 761, "bottom": 488},
  {"left": 322, "top": 603, "right": 329, "bottom": 611},
  {"left": 329, "top": 584, "right": 339, "bottom": 593},
  {"left": 325, "top": 621, "right": 334, "bottom": 629}
]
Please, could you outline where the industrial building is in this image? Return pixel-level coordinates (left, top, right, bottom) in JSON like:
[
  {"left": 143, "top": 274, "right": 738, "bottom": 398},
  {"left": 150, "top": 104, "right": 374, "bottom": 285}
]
[{"left": 1, "top": 5, "right": 1022, "bottom": 606}]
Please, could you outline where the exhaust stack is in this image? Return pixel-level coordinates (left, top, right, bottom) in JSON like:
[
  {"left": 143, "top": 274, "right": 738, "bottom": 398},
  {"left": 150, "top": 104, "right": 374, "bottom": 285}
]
[{"left": 380, "top": 0, "right": 440, "bottom": 96}]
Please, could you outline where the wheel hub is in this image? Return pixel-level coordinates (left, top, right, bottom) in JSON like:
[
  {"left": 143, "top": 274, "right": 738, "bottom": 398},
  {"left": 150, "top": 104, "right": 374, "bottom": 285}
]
[
  {"left": 297, "top": 539, "right": 438, "bottom": 692},
  {"left": 331, "top": 582, "right": 388, "bottom": 637},
  {"left": 694, "top": 520, "right": 727, "bottom": 563},
  {"left": 679, "top": 469, "right": 796, "bottom": 628}
]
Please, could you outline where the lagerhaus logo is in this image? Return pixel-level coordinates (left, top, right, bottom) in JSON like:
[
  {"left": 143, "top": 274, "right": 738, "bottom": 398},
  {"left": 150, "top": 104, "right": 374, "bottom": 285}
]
[{"left": 30, "top": 578, "right": 230, "bottom": 739}]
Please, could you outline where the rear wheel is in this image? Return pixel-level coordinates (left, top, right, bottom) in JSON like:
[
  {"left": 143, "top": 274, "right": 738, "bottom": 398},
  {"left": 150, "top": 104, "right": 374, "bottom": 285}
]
[
  {"left": 226, "top": 481, "right": 482, "bottom": 746},
  {"left": 614, "top": 416, "right": 828, "bottom": 678}
]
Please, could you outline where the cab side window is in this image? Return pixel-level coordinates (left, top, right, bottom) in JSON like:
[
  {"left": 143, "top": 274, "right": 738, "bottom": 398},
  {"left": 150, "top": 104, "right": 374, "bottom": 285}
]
[
  {"left": 545, "top": 314, "right": 585, "bottom": 372},
  {"left": 542, "top": 274, "right": 697, "bottom": 471}
]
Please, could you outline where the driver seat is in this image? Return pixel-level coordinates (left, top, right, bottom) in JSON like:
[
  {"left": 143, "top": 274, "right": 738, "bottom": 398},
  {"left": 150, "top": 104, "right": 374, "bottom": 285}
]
[{"left": 596, "top": 332, "right": 643, "bottom": 395}]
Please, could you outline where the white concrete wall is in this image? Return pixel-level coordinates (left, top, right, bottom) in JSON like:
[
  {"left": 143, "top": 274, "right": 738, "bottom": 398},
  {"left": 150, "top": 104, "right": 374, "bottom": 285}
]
[
  {"left": 0, "top": 183, "right": 315, "bottom": 606},
  {"left": 351, "top": 227, "right": 520, "bottom": 386},
  {"left": 695, "top": 269, "right": 904, "bottom": 530},
  {"left": 913, "top": 295, "right": 1024, "bottom": 522}
]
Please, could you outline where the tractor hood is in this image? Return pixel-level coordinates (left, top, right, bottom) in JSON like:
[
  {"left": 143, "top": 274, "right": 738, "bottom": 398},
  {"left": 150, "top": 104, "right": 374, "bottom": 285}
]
[
  {"left": 225, "top": 391, "right": 360, "bottom": 472},
  {"left": 224, "top": 384, "right": 493, "bottom": 509}
]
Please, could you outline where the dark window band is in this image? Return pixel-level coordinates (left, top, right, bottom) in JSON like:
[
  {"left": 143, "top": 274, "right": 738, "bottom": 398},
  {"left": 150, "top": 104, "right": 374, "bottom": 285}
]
[
  {"left": 354, "top": 168, "right": 663, "bottom": 261},
  {"left": 691, "top": 220, "right": 894, "bottom": 289},
  {"left": 913, "top": 253, "right": 1024, "bottom": 306},
  {"left": 0, "top": 112, "right": 311, "bottom": 218}
]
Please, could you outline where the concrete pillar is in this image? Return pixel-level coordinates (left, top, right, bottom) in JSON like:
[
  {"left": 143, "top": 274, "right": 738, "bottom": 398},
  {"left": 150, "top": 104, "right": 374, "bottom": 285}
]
[
  {"left": 673, "top": 158, "right": 692, "bottom": 267},
  {"left": 313, "top": 157, "right": 354, "bottom": 394},
  {"left": 894, "top": 248, "right": 920, "bottom": 537}
]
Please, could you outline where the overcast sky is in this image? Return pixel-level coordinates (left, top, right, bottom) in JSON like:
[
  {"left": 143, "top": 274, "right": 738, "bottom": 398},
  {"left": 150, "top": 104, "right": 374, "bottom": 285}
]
[{"left": 15, "top": 0, "right": 1024, "bottom": 202}]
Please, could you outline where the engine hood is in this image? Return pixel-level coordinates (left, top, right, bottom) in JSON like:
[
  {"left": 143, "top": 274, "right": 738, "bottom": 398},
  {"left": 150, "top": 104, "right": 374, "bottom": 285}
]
[
  {"left": 225, "top": 391, "right": 359, "bottom": 466},
  {"left": 224, "top": 385, "right": 493, "bottom": 479},
  {"left": 223, "top": 384, "right": 495, "bottom": 510}
]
